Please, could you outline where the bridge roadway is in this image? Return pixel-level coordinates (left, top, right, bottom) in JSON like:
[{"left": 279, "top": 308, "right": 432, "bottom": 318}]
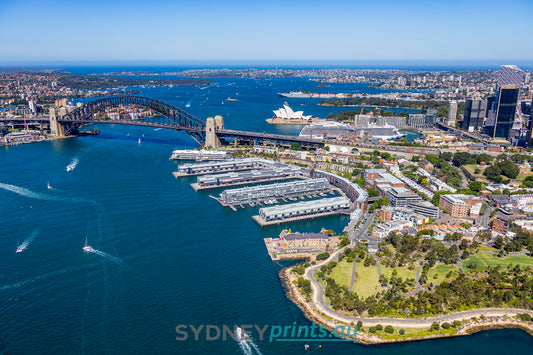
[{"left": 0, "top": 116, "right": 324, "bottom": 148}]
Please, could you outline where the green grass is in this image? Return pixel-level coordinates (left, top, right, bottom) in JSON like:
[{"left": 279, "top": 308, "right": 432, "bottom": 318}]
[
  {"left": 353, "top": 262, "right": 382, "bottom": 298},
  {"left": 427, "top": 263, "right": 458, "bottom": 284},
  {"left": 515, "top": 173, "right": 532, "bottom": 181},
  {"left": 478, "top": 245, "right": 499, "bottom": 253},
  {"left": 462, "top": 253, "right": 533, "bottom": 270},
  {"left": 463, "top": 164, "right": 486, "bottom": 179},
  {"left": 368, "top": 326, "right": 457, "bottom": 340},
  {"left": 380, "top": 266, "right": 417, "bottom": 282},
  {"left": 329, "top": 260, "right": 354, "bottom": 289}
]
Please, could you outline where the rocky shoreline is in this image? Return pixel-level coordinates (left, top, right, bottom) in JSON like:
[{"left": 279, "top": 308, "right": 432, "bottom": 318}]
[{"left": 280, "top": 266, "right": 533, "bottom": 344}]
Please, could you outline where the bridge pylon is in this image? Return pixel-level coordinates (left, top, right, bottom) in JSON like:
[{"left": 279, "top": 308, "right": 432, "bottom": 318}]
[
  {"left": 49, "top": 108, "right": 65, "bottom": 136},
  {"left": 205, "top": 115, "right": 224, "bottom": 148}
]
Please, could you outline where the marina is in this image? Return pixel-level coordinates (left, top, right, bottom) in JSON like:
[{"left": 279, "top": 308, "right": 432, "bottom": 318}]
[{"left": 216, "top": 178, "right": 331, "bottom": 207}]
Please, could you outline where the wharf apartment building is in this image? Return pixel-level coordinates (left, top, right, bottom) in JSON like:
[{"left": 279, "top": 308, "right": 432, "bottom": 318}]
[{"left": 438, "top": 194, "right": 483, "bottom": 217}]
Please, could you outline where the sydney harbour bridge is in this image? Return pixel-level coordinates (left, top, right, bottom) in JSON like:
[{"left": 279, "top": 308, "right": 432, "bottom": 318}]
[{"left": 1, "top": 95, "right": 324, "bottom": 149}]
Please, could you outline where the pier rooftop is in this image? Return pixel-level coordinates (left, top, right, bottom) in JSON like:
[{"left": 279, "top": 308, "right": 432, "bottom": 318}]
[
  {"left": 172, "top": 158, "right": 305, "bottom": 177},
  {"left": 170, "top": 149, "right": 230, "bottom": 161},
  {"left": 192, "top": 165, "right": 310, "bottom": 190},
  {"left": 253, "top": 196, "right": 350, "bottom": 226}
]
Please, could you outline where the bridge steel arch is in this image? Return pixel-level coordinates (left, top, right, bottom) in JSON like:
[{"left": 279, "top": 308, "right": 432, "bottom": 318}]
[{"left": 61, "top": 95, "right": 206, "bottom": 144}]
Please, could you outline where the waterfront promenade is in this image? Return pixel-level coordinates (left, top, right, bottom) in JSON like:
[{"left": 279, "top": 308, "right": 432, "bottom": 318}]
[{"left": 285, "top": 248, "right": 533, "bottom": 329}]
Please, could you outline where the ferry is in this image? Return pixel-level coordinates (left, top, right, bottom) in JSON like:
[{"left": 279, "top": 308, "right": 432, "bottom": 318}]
[{"left": 278, "top": 91, "right": 311, "bottom": 98}]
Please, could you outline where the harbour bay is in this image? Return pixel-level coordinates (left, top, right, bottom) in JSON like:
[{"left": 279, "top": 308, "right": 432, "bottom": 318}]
[{"left": 1, "top": 70, "right": 532, "bottom": 354}]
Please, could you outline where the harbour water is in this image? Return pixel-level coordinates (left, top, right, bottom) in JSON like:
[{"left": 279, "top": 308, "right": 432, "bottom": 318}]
[{"left": 1, "top": 71, "right": 532, "bottom": 354}]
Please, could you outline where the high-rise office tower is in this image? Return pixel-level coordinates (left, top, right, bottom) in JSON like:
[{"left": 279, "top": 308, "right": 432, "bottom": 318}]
[
  {"left": 447, "top": 101, "right": 457, "bottom": 127},
  {"left": 424, "top": 109, "right": 437, "bottom": 126},
  {"left": 484, "top": 65, "right": 524, "bottom": 139},
  {"left": 462, "top": 99, "right": 487, "bottom": 132}
]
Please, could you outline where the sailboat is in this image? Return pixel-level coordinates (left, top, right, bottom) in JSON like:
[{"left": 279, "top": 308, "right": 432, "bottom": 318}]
[{"left": 47, "top": 182, "right": 52, "bottom": 190}]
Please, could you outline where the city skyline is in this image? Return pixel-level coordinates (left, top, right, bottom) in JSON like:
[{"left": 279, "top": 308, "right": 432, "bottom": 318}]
[{"left": 1, "top": 0, "right": 532, "bottom": 65}]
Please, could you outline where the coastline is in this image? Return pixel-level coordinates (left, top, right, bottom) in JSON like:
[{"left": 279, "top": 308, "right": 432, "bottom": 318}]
[
  {"left": 280, "top": 266, "right": 533, "bottom": 344},
  {"left": 0, "top": 134, "right": 75, "bottom": 147}
]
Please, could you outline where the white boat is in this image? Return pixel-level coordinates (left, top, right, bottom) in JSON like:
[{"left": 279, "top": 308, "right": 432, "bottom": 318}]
[
  {"left": 47, "top": 182, "right": 52, "bottom": 190},
  {"left": 16, "top": 243, "right": 23, "bottom": 253},
  {"left": 83, "top": 237, "right": 95, "bottom": 253},
  {"left": 66, "top": 165, "right": 74, "bottom": 172},
  {"left": 138, "top": 138, "right": 141, "bottom": 144},
  {"left": 236, "top": 327, "right": 244, "bottom": 341},
  {"left": 185, "top": 103, "right": 191, "bottom": 108}
]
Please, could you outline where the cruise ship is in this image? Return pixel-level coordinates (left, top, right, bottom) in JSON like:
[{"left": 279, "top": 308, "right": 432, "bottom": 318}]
[
  {"left": 266, "top": 103, "right": 316, "bottom": 124},
  {"left": 299, "top": 121, "right": 405, "bottom": 140},
  {"left": 278, "top": 91, "right": 311, "bottom": 98},
  {"left": 359, "top": 123, "right": 406, "bottom": 141}
]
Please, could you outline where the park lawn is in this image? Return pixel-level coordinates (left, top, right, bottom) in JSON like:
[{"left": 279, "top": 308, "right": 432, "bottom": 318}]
[
  {"left": 370, "top": 326, "right": 457, "bottom": 340},
  {"left": 463, "top": 164, "right": 486, "bottom": 178},
  {"left": 478, "top": 245, "right": 499, "bottom": 253},
  {"left": 329, "top": 260, "right": 353, "bottom": 289},
  {"left": 353, "top": 262, "right": 382, "bottom": 298},
  {"left": 380, "top": 265, "right": 417, "bottom": 282},
  {"left": 427, "top": 263, "right": 457, "bottom": 284},
  {"left": 462, "top": 253, "right": 533, "bottom": 270}
]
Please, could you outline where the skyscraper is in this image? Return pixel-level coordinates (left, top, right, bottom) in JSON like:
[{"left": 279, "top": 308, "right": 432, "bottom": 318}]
[
  {"left": 462, "top": 99, "right": 487, "bottom": 132},
  {"left": 484, "top": 65, "right": 524, "bottom": 140},
  {"left": 498, "top": 65, "right": 525, "bottom": 86},
  {"left": 447, "top": 101, "right": 457, "bottom": 127},
  {"left": 424, "top": 109, "right": 437, "bottom": 126}
]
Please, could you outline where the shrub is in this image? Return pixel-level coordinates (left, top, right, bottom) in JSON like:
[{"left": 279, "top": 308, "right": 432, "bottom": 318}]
[
  {"left": 384, "top": 325, "right": 394, "bottom": 334},
  {"left": 369, "top": 326, "right": 376, "bottom": 333},
  {"left": 399, "top": 329, "right": 405, "bottom": 335},
  {"left": 375, "top": 324, "right": 383, "bottom": 331},
  {"left": 431, "top": 322, "right": 440, "bottom": 330},
  {"left": 452, "top": 320, "right": 461, "bottom": 328},
  {"left": 518, "top": 313, "right": 532, "bottom": 322},
  {"left": 441, "top": 322, "right": 451, "bottom": 329},
  {"left": 316, "top": 252, "right": 330, "bottom": 261},
  {"left": 357, "top": 321, "right": 363, "bottom": 329}
]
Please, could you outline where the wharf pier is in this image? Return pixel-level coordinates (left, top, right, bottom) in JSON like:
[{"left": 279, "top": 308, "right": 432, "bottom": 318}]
[
  {"left": 254, "top": 210, "right": 349, "bottom": 227},
  {"left": 172, "top": 158, "right": 259, "bottom": 177},
  {"left": 253, "top": 197, "right": 351, "bottom": 227},
  {"left": 190, "top": 166, "right": 309, "bottom": 191}
]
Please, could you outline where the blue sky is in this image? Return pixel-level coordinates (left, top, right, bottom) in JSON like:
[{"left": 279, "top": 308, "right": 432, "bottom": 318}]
[{"left": 1, "top": 0, "right": 532, "bottom": 65}]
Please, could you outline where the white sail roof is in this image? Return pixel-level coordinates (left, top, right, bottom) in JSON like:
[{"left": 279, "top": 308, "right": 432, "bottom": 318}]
[{"left": 273, "top": 104, "right": 312, "bottom": 120}]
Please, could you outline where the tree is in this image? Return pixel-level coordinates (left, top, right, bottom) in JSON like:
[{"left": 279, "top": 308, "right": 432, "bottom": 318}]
[
  {"left": 290, "top": 142, "right": 302, "bottom": 151},
  {"left": 493, "top": 236, "right": 504, "bottom": 250},
  {"left": 469, "top": 181, "right": 485, "bottom": 193},
  {"left": 522, "top": 175, "right": 533, "bottom": 188},
  {"left": 316, "top": 252, "right": 330, "bottom": 261},
  {"left": 453, "top": 152, "right": 476, "bottom": 166},
  {"left": 384, "top": 325, "right": 394, "bottom": 333}
]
